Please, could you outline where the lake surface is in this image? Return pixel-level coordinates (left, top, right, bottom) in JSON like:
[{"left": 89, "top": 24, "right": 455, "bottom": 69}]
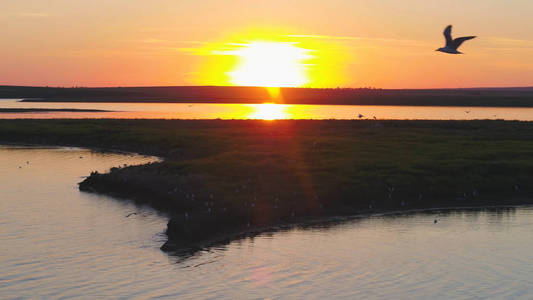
[
  {"left": 2, "top": 99, "right": 533, "bottom": 120},
  {"left": 2, "top": 147, "right": 533, "bottom": 299}
]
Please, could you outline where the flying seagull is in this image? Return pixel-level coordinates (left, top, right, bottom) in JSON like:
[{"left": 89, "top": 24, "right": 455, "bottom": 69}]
[{"left": 436, "top": 25, "right": 476, "bottom": 54}]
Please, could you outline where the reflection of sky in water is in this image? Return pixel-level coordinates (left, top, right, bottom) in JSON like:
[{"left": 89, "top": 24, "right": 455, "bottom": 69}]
[
  {"left": 2, "top": 99, "right": 533, "bottom": 120},
  {"left": 2, "top": 147, "right": 533, "bottom": 298}
]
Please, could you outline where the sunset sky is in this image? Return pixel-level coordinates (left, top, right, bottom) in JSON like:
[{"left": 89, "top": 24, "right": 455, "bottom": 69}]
[{"left": 2, "top": 0, "right": 533, "bottom": 88}]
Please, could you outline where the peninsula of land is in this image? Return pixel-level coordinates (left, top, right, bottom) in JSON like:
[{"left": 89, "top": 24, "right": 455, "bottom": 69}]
[{"left": 1, "top": 119, "right": 533, "bottom": 250}]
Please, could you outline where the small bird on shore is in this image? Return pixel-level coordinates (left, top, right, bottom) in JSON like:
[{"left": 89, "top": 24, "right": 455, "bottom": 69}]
[
  {"left": 436, "top": 25, "right": 476, "bottom": 54},
  {"left": 434, "top": 219, "right": 438, "bottom": 224}
]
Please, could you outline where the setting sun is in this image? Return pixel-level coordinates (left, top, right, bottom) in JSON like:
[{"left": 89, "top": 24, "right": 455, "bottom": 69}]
[{"left": 227, "top": 42, "right": 314, "bottom": 87}]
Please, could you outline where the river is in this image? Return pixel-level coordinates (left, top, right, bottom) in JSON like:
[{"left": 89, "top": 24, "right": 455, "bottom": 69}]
[
  {"left": 2, "top": 146, "right": 533, "bottom": 299},
  {"left": 2, "top": 99, "right": 533, "bottom": 120}
]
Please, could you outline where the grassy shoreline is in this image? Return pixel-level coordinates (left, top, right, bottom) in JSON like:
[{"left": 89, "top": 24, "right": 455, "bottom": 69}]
[{"left": 1, "top": 119, "right": 533, "bottom": 250}]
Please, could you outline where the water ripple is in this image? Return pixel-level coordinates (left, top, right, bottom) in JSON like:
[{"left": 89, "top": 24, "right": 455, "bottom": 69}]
[{"left": 3, "top": 147, "right": 533, "bottom": 298}]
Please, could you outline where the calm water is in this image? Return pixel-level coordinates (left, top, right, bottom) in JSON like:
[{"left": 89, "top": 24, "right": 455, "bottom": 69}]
[
  {"left": 2, "top": 147, "right": 533, "bottom": 299},
  {"left": 2, "top": 99, "right": 533, "bottom": 120}
]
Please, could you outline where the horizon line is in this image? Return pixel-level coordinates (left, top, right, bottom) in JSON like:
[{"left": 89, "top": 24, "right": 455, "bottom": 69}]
[{"left": 2, "top": 85, "right": 533, "bottom": 91}]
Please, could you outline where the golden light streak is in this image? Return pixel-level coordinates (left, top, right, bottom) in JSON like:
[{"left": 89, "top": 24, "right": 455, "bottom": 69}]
[{"left": 247, "top": 103, "right": 290, "bottom": 120}]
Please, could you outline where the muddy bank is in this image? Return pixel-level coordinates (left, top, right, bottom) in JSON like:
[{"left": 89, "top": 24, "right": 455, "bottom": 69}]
[{"left": 78, "top": 158, "right": 533, "bottom": 251}]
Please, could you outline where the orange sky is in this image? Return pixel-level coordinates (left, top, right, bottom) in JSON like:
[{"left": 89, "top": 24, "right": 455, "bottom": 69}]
[{"left": 1, "top": 0, "right": 532, "bottom": 88}]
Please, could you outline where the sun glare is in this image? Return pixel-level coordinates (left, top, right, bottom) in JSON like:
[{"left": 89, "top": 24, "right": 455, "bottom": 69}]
[
  {"left": 193, "top": 31, "right": 347, "bottom": 88},
  {"left": 228, "top": 42, "right": 313, "bottom": 87},
  {"left": 248, "top": 103, "right": 290, "bottom": 120}
]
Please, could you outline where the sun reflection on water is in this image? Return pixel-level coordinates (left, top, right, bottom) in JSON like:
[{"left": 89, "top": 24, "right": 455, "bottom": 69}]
[{"left": 247, "top": 103, "right": 290, "bottom": 120}]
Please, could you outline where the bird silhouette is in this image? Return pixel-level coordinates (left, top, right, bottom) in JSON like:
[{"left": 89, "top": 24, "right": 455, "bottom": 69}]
[{"left": 436, "top": 25, "right": 476, "bottom": 54}]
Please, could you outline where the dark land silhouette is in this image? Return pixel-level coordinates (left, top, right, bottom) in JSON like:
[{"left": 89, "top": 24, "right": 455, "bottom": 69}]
[
  {"left": 0, "top": 108, "right": 110, "bottom": 113},
  {"left": 2, "top": 85, "right": 533, "bottom": 107},
  {"left": 2, "top": 119, "right": 533, "bottom": 250}
]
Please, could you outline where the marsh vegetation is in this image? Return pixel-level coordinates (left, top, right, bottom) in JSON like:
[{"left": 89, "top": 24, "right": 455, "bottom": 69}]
[{"left": 2, "top": 119, "right": 533, "bottom": 248}]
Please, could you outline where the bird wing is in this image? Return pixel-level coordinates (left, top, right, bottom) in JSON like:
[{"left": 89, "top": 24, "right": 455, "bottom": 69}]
[
  {"left": 452, "top": 36, "right": 476, "bottom": 49},
  {"left": 443, "top": 25, "right": 453, "bottom": 46}
]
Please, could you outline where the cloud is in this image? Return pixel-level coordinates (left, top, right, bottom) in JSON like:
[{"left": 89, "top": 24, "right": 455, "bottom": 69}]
[
  {"left": 287, "top": 34, "right": 431, "bottom": 48},
  {"left": 119, "top": 38, "right": 209, "bottom": 45},
  {"left": 288, "top": 34, "right": 364, "bottom": 41},
  {"left": 483, "top": 37, "right": 533, "bottom": 49},
  {"left": 175, "top": 34, "right": 435, "bottom": 57},
  {"left": 138, "top": 27, "right": 187, "bottom": 33},
  {"left": 177, "top": 42, "right": 243, "bottom": 56},
  {"left": 140, "top": 39, "right": 209, "bottom": 45},
  {"left": 115, "top": 39, "right": 215, "bottom": 55},
  {"left": 15, "top": 12, "right": 49, "bottom": 18},
  {"left": 288, "top": 34, "right": 415, "bottom": 43}
]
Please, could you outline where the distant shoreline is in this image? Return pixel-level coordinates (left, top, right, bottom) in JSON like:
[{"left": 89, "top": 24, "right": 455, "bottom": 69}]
[
  {"left": 2, "top": 85, "right": 533, "bottom": 107},
  {"left": 17, "top": 99, "right": 533, "bottom": 108},
  {"left": 0, "top": 108, "right": 111, "bottom": 113}
]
